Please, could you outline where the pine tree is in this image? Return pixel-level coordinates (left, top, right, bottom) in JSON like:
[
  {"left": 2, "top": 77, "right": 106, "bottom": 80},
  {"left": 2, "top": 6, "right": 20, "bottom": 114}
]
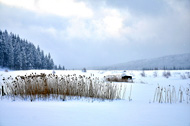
[
  {"left": 44, "top": 55, "right": 48, "bottom": 69},
  {"left": 0, "top": 30, "right": 4, "bottom": 67},
  {"left": 58, "top": 65, "right": 62, "bottom": 70},
  {"left": 50, "top": 59, "right": 54, "bottom": 70},
  {"left": 2, "top": 30, "right": 9, "bottom": 68},
  {"left": 47, "top": 53, "right": 51, "bottom": 69},
  {"left": 54, "top": 65, "right": 58, "bottom": 70},
  {"left": 25, "top": 42, "right": 34, "bottom": 69},
  {"left": 36, "top": 46, "right": 42, "bottom": 69},
  {"left": 47, "top": 53, "right": 54, "bottom": 69},
  {"left": 13, "top": 36, "right": 22, "bottom": 70},
  {"left": 40, "top": 51, "right": 45, "bottom": 69},
  {"left": 7, "top": 35, "right": 14, "bottom": 69}
]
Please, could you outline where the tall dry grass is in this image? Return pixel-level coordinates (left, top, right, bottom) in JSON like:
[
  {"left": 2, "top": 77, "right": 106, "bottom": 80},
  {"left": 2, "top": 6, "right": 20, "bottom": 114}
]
[
  {"left": 153, "top": 84, "right": 190, "bottom": 104},
  {"left": 1, "top": 73, "right": 126, "bottom": 101}
]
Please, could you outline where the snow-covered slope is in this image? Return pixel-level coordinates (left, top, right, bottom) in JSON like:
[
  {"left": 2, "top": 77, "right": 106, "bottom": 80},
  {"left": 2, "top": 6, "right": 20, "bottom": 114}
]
[{"left": 92, "top": 53, "right": 190, "bottom": 70}]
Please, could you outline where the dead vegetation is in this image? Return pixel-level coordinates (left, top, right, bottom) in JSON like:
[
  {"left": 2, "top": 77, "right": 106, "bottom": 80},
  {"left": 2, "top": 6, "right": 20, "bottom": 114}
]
[
  {"left": 162, "top": 71, "right": 171, "bottom": 78},
  {"left": 105, "top": 75, "right": 133, "bottom": 82},
  {"left": 140, "top": 70, "right": 146, "bottom": 77},
  {"left": 153, "top": 84, "right": 190, "bottom": 104},
  {"left": 1, "top": 73, "right": 126, "bottom": 101}
]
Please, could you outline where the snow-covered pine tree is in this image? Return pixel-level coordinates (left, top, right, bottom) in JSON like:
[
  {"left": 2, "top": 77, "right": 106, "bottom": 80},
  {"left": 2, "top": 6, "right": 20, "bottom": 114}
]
[
  {"left": 58, "top": 65, "right": 62, "bottom": 70},
  {"left": 40, "top": 50, "right": 45, "bottom": 69},
  {"left": 7, "top": 33, "right": 14, "bottom": 69},
  {"left": 20, "top": 38, "right": 27, "bottom": 70},
  {"left": 2, "top": 30, "right": 9, "bottom": 68},
  {"left": 36, "top": 46, "right": 42, "bottom": 69},
  {"left": 13, "top": 35, "right": 22, "bottom": 70},
  {"left": 47, "top": 53, "right": 54, "bottom": 69},
  {"left": 0, "top": 30, "right": 4, "bottom": 67},
  {"left": 54, "top": 65, "right": 58, "bottom": 70}
]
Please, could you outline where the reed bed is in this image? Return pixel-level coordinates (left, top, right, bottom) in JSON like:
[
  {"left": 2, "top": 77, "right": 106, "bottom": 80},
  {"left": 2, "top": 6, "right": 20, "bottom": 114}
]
[
  {"left": 1, "top": 73, "right": 126, "bottom": 101},
  {"left": 153, "top": 84, "right": 190, "bottom": 104}
]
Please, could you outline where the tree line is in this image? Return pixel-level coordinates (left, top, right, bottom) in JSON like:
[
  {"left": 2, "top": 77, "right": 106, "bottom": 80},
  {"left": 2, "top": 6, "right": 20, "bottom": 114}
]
[
  {"left": 0, "top": 29, "right": 64, "bottom": 70},
  {"left": 142, "top": 66, "right": 190, "bottom": 70}
]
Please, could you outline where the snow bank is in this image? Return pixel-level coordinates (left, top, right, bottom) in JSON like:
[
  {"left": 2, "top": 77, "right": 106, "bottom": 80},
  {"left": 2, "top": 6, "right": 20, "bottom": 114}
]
[{"left": 0, "top": 100, "right": 189, "bottom": 126}]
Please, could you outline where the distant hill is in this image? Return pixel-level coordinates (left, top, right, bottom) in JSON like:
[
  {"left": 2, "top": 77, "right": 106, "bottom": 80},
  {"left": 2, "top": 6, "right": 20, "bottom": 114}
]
[{"left": 91, "top": 53, "right": 190, "bottom": 70}]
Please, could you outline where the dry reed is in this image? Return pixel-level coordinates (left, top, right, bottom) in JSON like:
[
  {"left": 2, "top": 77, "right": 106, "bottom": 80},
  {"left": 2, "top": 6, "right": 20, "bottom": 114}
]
[
  {"left": 1, "top": 73, "right": 126, "bottom": 101},
  {"left": 153, "top": 84, "right": 189, "bottom": 104}
]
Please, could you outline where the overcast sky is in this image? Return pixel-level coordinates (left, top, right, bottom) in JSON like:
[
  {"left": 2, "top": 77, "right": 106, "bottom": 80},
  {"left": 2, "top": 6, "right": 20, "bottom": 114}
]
[{"left": 0, "top": 0, "right": 190, "bottom": 69}]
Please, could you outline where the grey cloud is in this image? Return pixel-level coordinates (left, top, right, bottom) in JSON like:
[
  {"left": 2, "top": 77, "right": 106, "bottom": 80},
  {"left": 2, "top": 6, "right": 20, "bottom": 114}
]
[
  {"left": 0, "top": 4, "right": 69, "bottom": 30},
  {"left": 106, "top": 0, "right": 166, "bottom": 15},
  {"left": 77, "top": 0, "right": 166, "bottom": 16}
]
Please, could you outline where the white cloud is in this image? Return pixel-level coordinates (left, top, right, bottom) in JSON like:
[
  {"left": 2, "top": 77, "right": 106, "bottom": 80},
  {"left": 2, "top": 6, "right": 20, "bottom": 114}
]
[
  {"left": 165, "top": 0, "right": 190, "bottom": 24},
  {"left": 64, "top": 18, "right": 91, "bottom": 39},
  {"left": 0, "top": 0, "right": 93, "bottom": 18},
  {"left": 92, "top": 15, "right": 123, "bottom": 39},
  {"left": 28, "top": 25, "right": 57, "bottom": 38},
  {"left": 55, "top": 7, "right": 126, "bottom": 40},
  {"left": 102, "top": 9, "right": 123, "bottom": 37},
  {"left": 122, "top": 18, "right": 158, "bottom": 42}
]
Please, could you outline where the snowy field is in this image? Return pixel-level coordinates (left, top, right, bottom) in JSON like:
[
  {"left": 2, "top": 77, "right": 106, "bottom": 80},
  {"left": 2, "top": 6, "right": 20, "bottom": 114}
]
[{"left": 0, "top": 70, "right": 190, "bottom": 126}]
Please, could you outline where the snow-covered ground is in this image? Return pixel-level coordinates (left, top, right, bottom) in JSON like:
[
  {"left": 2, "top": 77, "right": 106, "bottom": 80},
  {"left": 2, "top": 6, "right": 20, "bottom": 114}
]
[{"left": 0, "top": 70, "right": 190, "bottom": 126}]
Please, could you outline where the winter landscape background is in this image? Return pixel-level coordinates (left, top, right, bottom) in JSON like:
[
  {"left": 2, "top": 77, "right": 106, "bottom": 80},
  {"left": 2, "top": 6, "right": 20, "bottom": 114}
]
[{"left": 0, "top": 0, "right": 190, "bottom": 126}]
